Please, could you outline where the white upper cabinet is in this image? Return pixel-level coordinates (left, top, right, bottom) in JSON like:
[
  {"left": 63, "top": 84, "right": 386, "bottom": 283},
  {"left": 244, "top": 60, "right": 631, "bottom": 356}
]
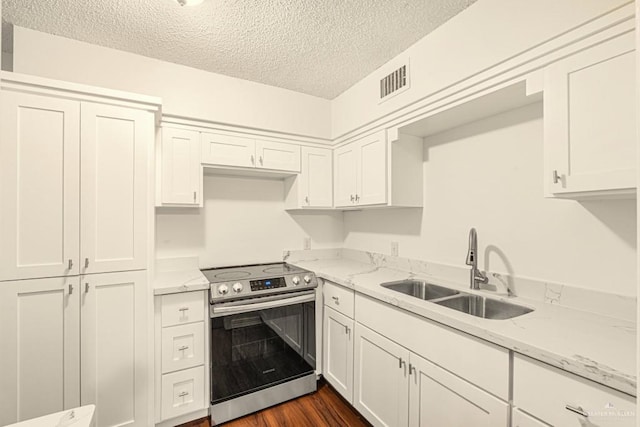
[
  {"left": 285, "top": 146, "right": 333, "bottom": 209},
  {"left": 255, "top": 139, "right": 301, "bottom": 172},
  {"left": 334, "top": 130, "right": 423, "bottom": 208},
  {"left": 201, "top": 131, "right": 301, "bottom": 173},
  {"left": 158, "top": 127, "right": 202, "bottom": 206},
  {"left": 201, "top": 132, "right": 255, "bottom": 168},
  {"left": 0, "top": 92, "right": 80, "bottom": 281},
  {"left": 0, "top": 91, "right": 152, "bottom": 281},
  {"left": 80, "top": 103, "right": 151, "bottom": 275},
  {"left": 544, "top": 31, "right": 636, "bottom": 198}
]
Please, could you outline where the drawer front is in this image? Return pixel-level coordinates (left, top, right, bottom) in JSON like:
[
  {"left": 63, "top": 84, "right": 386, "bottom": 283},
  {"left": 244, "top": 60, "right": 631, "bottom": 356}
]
[
  {"left": 323, "top": 281, "right": 354, "bottom": 318},
  {"left": 162, "top": 322, "right": 205, "bottom": 374},
  {"left": 513, "top": 355, "right": 636, "bottom": 427},
  {"left": 161, "top": 366, "right": 205, "bottom": 421},
  {"left": 161, "top": 291, "right": 205, "bottom": 327}
]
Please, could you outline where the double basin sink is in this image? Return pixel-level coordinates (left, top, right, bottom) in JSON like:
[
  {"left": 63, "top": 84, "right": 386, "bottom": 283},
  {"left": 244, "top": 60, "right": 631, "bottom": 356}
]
[{"left": 381, "top": 280, "right": 533, "bottom": 320}]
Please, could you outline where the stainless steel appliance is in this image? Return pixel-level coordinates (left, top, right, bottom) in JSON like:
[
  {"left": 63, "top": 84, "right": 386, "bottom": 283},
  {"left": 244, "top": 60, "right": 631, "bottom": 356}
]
[{"left": 203, "top": 262, "right": 318, "bottom": 425}]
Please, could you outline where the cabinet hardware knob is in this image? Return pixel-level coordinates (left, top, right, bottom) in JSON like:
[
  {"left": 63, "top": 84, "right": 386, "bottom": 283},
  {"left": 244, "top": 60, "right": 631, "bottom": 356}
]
[
  {"left": 259, "top": 156, "right": 263, "bottom": 165},
  {"left": 305, "top": 196, "right": 309, "bottom": 204},
  {"left": 251, "top": 155, "right": 255, "bottom": 165},
  {"left": 355, "top": 194, "right": 360, "bottom": 202},
  {"left": 68, "top": 259, "right": 73, "bottom": 270},
  {"left": 552, "top": 170, "right": 561, "bottom": 184},
  {"left": 85, "top": 283, "right": 89, "bottom": 293},
  {"left": 331, "top": 296, "right": 339, "bottom": 304},
  {"left": 179, "top": 307, "right": 189, "bottom": 312},
  {"left": 84, "top": 258, "right": 89, "bottom": 269},
  {"left": 398, "top": 357, "right": 403, "bottom": 369},
  {"left": 565, "top": 405, "right": 589, "bottom": 418},
  {"left": 193, "top": 191, "right": 196, "bottom": 202},
  {"left": 178, "top": 391, "right": 189, "bottom": 397},
  {"left": 178, "top": 345, "right": 189, "bottom": 351},
  {"left": 350, "top": 195, "right": 355, "bottom": 202},
  {"left": 409, "top": 363, "right": 416, "bottom": 376},
  {"left": 69, "top": 284, "right": 73, "bottom": 295}
]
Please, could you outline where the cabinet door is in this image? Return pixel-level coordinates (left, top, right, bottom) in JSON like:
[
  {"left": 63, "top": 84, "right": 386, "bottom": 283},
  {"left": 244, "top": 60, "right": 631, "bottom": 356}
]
[
  {"left": 545, "top": 32, "right": 635, "bottom": 196},
  {"left": 0, "top": 91, "right": 80, "bottom": 281},
  {"left": 160, "top": 127, "right": 202, "bottom": 205},
  {"left": 256, "top": 139, "right": 301, "bottom": 172},
  {"left": 354, "top": 323, "right": 410, "bottom": 427},
  {"left": 201, "top": 132, "right": 255, "bottom": 168},
  {"left": 0, "top": 277, "right": 80, "bottom": 426},
  {"left": 512, "top": 409, "right": 551, "bottom": 427},
  {"left": 408, "top": 353, "right": 509, "bottom": 427},
  {"left": 334, "top": 143, "right": 358, "bottom": 207},
  {"left": 81, "top": 270, "right": 148, "bottom": 427},
  {"left": 301, "top": 146, "right": 333, "bottom": 207},
  {"left": 80, "top": 103, "right": 150, "bottom": 275},
  {"left": 323, "top": 306, "right": 354, "bottom": 403},
  {"left": 357, "top": 131, "right": 387, "bottom": 206}
]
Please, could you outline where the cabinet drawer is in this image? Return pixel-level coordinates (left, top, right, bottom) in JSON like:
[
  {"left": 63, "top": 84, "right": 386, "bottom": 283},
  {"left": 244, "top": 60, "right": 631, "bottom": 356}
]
[
  {"left": 161, "top": 291, "right": 205, "bottom": 327},
  {"left": 162, "top": 322, "right": 205, "bottom": 374},
  {"left": 323, "top": 281, "right": 354, "bottom": 318},
  {"left": 513, "top": 355, "right": 635, "bottom": 427},
  {"left": 161, "top": 366, "right": 205, "bottom": 421}
]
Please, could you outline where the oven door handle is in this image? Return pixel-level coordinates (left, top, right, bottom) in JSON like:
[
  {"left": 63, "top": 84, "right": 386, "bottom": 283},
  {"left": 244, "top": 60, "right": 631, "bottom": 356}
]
[{"left": 212, "top": 291, "right": 315, "bottom": 316}]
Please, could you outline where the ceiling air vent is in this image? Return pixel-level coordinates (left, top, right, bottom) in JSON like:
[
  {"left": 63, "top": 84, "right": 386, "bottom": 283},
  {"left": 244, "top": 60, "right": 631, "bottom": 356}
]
[{"left": 379, "top": 64, "right": 409, "bottom": 102}]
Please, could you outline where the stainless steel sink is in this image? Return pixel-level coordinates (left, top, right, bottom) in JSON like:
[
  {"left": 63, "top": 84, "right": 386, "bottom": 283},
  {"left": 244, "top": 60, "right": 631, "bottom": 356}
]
[
  {"left": 381, "top": 280, "right": 460, "bottom": 300},
  {"left": 434, "top": 294, "right": 533, "bottom": 320}
]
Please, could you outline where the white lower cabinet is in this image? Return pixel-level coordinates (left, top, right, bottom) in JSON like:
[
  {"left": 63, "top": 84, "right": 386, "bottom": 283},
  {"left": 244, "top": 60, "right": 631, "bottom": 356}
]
[
  {"left": 323, "top": 306, "right": 354, "bottom": 402},
  {"left": 0, "top": 272, "right": 148, "bottom": 427},
  {"left": 156, "top": 291, "right": 209, "bottom": 425},
  {"left": 512, "top": 409, "right": 550, "bottom": 427},
  {"left": 354, "top": 323, "right": 410, "bottom": 427},
  {"left": 513, "top": 354, "right": 636, "bottom": 427},
  {"left": 408, "top": 352, "right": 508, "bottom": 426}
]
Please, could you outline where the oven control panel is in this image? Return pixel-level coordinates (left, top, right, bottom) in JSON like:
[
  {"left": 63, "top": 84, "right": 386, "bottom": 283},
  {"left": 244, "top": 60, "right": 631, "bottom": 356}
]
[{"left": 250, "top": 277, "right": 286, "bottom": 291}]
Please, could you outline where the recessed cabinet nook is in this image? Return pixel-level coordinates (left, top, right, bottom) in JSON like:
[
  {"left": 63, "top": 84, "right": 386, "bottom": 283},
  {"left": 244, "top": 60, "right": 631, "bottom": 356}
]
[{"left": 0, "top": 2, "right": 637, "bottom": 427}]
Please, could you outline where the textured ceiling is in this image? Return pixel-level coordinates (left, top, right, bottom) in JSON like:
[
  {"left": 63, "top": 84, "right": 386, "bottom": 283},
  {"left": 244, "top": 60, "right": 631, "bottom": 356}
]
[{"left": 1, "top": 0, "right": 477, "bottom": 99}]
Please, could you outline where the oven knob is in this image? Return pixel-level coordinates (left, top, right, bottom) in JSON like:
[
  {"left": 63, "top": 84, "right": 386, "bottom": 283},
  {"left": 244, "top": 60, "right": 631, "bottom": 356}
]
[
  {"left": 303, "top": 275, "right": 312, "bottom": 284},
  {"left": 232, "top": 282, "right": 243, "bottom": 293},
  {"left": 217, "top": 284, "right": 229, "bottom": 295},
  {"left": 292, "top": 276, "right": 301, "bottom": 286}
]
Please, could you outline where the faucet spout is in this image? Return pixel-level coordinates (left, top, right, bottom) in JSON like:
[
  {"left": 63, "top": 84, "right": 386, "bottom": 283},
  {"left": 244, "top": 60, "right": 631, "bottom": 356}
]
[{"left": 466, "top": 228, "right": 487, "bottom": 289}]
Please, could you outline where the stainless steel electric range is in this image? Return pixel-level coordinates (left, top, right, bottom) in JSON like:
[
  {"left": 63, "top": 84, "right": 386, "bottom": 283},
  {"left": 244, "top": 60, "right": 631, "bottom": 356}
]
[{"left": 202, "top": 262, "right": 318, "bottom": 425}]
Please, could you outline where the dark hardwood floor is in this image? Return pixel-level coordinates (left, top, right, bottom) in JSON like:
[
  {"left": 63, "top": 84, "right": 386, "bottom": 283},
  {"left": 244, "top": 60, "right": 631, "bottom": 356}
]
[{"left": 179, "top": 381, "right": 370, "bottom": 427}]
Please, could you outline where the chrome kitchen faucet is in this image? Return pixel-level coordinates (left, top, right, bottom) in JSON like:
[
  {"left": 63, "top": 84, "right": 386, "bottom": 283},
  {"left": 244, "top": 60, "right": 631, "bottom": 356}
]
[{"left": 465, "top": 228, "right": 488, "bottom": 290}]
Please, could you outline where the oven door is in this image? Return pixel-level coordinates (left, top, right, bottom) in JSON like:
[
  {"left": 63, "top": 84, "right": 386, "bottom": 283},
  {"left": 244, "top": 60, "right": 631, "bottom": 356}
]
[{"left": 210, "top": 291, "right": 316, "bottom": 405}]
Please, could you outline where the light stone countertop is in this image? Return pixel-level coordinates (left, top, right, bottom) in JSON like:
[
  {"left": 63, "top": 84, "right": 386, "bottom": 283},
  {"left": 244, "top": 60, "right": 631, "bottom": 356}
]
[
  {"left": 289, "top": 257, "right": 637, "bottom": 396},
  {"left": 153, "top": 268, "right": 210, "bottom": 296}
]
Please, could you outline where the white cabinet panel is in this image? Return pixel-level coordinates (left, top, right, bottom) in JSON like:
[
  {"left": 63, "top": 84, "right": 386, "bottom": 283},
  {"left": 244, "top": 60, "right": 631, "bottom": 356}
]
[
  {"left": 408, "top": 353, "right": 509, "bottom": 427},
  {"left": 357, "top": 133, "right": 387, "bottom": 206},
  {"left": 201, "top": 132, "right": 254, "bottom": 168},
  {"left": 512, "top": 409, "right": 551, "bottom": 427},
  {"left": 0, "top": 91, "right": 80, "bottom": 281},
  {"left": 334, "top": 144, "right": 358, "bottom": 207},
  {"left": 323, "top": 306, "right": 354, "bottom": 403},
  {"left": 514, "top": 354, "right": 636, "bottom": 427},
  {"left": 354, "top": 323, "right": 410, "bottom": 427},
  {"left": 544, "top": 32, "right": 636, "bottom": 197},
  {"left": 80, "top": 103, "right": 150, "bottom": 275},
  {"left": 162, "top": 322, "right": 205, "bottom": 374},
  {"left": 0, "top": 277, "right": 80, "bottom": 426},
  {"left": 161, "top": 366, "right": 205, "bottom": 421},
  {"left": 161, "top": 291, "right": 206, "bottom": 327},
  {"left": 323, "top": 280, "right": 354, "bottom": 318},
  {"left": 304, "top": 147, "right": 332, "bottom": 207},
  {"left": 160, "top": 127, "right": 202, "bottom": 206},
  {"left": 81, "top": 270, "right": 147, "bottom": 427},
  {"left": 256, "top": 139, "right": 301, "bottom": 172}
]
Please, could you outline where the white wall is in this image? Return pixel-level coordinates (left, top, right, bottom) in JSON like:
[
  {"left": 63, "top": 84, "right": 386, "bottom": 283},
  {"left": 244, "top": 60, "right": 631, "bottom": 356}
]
[
  {"left": 156, "top": 174, "right": 344, "bottom": 268},
  {"left": 11, "top": 27, "right": 332, "bottom": 140},
  {"left": 332, "top": 0, "right": 629, "bottom": 139},
  {"left": 343, "top": 104, "right": 637, "bottom": 296}
]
